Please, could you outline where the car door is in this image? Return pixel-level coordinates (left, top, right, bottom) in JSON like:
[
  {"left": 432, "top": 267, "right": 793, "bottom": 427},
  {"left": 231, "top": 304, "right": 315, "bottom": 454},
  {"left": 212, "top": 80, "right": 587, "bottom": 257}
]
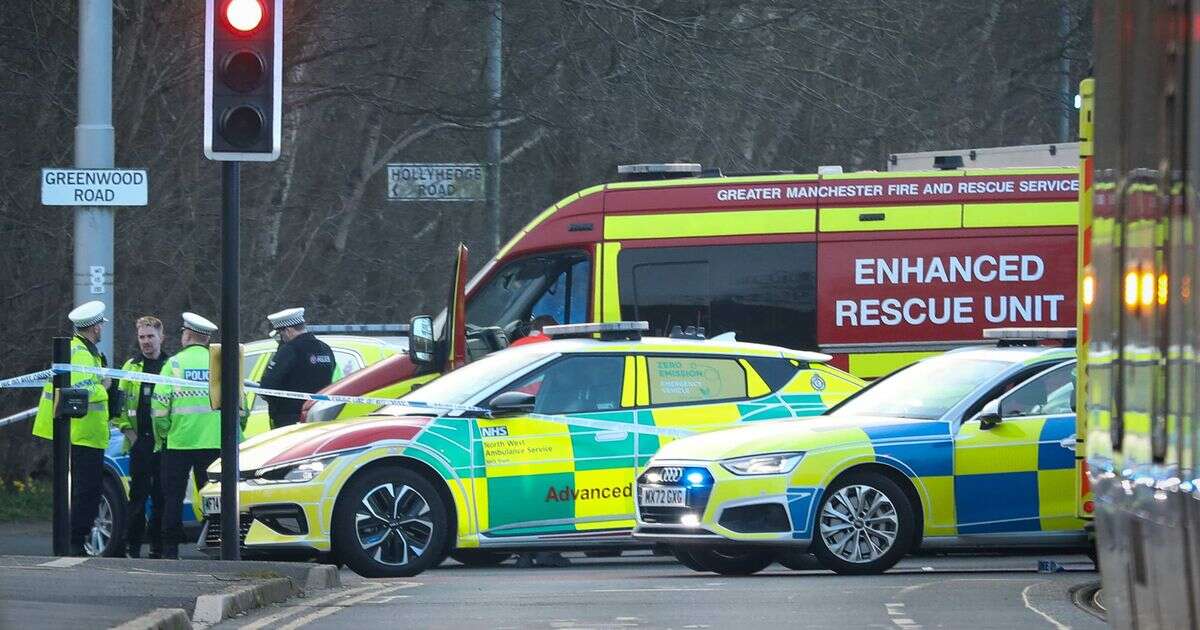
[
  {"left": 953, "top": 361, "right": 1079, "bottom": 534},
  {"left": 475, "top": 353, "right": 636, "bottom": 537}
]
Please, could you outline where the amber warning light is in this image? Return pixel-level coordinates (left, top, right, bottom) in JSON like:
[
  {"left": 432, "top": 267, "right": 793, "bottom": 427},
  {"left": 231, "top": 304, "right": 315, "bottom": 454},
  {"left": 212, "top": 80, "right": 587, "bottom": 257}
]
[{"left": 224, "top": 0, "right": 265, "bottom": 32}]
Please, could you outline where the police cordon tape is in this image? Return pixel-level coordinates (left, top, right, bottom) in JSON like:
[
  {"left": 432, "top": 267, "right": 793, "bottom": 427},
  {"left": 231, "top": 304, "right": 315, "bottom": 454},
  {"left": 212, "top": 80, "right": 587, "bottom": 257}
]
[{"left": 1, "top": 363, "right": 696, "bottom": 438}]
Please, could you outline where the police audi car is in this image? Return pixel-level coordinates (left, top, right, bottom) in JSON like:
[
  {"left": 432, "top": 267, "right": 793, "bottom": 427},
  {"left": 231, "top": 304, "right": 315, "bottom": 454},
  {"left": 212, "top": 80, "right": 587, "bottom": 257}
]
[
  {"left": 198, "top": 322, "right": 863, "bottom": 577},
  {"left": 633, "top": 328, "right": 1085, "bottom": 575}
]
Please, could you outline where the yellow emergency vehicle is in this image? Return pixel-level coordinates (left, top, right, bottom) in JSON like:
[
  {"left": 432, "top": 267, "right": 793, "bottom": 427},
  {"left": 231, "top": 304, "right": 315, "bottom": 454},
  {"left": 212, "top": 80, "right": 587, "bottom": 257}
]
[
  {"left": 198, "top": 322, "right": 862, "bottom": 577},
  {"left": 634, "top": 328, "right": 1086, "bottom": 575}
]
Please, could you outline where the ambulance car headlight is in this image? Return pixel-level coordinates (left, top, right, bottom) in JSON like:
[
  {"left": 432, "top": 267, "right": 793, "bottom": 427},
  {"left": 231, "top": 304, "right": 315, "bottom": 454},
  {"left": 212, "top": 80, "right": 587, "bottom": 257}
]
[
  {"left": 251, "top": 455, "right": 338, "bottom": 485},
  {"left": 306, "top": 400, "right": 345, "bottom": 423},
  {"left": 720, "top": 452, "right": 805, "bottom": 476}
]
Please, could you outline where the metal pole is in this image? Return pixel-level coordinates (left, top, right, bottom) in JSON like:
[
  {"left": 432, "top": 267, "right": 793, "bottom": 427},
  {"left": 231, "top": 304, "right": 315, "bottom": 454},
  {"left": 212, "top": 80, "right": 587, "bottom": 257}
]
[
  {"left": 220, "top": 161, "right": 241, "bottom": 561},
  {"left": 75, "top": 0, "right": 115, "bottom": 360},
  {"left": 51, "top": 337, "right": 71, "bottom": 556},
  {"left": 1058, "top": 0, "right": 1072, "bottom": 143},
  {"left": 485, "top": 0, "right": 503, "bottom": 254}
]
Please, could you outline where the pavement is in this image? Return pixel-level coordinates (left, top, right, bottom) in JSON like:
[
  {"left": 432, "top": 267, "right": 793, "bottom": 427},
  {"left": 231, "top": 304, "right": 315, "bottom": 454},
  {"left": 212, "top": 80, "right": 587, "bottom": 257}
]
[
  {"left": 0, "top": 521, "right": 338, "bottom": 629},
  {"left": 219, "top": 551, "right": 1104, "bottom": 630}
]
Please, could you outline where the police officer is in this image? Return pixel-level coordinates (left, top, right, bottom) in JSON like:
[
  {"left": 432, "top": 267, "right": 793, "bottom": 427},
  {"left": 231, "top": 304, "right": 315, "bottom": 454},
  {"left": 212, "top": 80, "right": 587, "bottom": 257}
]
[
  {"left": 114, "top": 315, "right": 168, "bottom": 558},
  {"left": 31, "top": 300, "right": 111, "bottom": 556},
  {"left": 258, "top": 308, "right": 335, "bottom": 429},
  {"left": 153, "top": 312, "right": 220, "bottom": 559}
]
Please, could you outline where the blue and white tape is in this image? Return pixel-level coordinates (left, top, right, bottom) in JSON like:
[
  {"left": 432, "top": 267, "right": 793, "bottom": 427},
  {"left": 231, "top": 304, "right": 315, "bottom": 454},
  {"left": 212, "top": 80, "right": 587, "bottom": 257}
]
[
  {"left": 3, "top": 363, "right": 694, "bottom": 438},
  {"left": 0, "top": 369, "right": 55, "bottom": 389}
]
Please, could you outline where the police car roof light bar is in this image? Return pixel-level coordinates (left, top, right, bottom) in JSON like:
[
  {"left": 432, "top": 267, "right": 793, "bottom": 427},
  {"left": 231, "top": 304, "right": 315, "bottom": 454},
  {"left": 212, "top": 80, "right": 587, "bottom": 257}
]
[
  {"left": 983, "top": 327, "right": 1077, "bottom": 347},
  {"left": 543, "top": 321, "right": 649, "bottom": 341}
]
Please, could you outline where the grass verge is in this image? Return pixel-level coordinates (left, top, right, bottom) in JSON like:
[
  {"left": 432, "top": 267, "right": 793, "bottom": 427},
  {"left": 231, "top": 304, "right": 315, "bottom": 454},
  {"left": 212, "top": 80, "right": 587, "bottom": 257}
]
[{"left": 0, "top": 479, "right": 52, "bottom": 522}]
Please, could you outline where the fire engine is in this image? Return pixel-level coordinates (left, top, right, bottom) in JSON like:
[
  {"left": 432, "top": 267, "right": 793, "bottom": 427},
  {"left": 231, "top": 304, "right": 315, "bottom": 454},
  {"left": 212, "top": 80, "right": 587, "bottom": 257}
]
[{"left": 305, "top": 162, "right": 1079, "bottom": 424}]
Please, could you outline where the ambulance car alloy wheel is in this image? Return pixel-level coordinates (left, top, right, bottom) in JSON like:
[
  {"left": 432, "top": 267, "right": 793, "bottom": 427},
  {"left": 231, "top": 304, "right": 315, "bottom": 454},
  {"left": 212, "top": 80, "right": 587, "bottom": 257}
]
[
  {"left": 811, "top": 471, "right": 913, "bottom": 575},
  {"left": 678, "top": 546, "right": 776, "bottom": 576},
  {"left": 333, "top": 466, "right": 449, "bottom": 577},
  {"left": 86, "top": 476, "right": 127, "bottom": 557},
  {"left": 450, "top": 550, "right": 513, "bottom": 567}
]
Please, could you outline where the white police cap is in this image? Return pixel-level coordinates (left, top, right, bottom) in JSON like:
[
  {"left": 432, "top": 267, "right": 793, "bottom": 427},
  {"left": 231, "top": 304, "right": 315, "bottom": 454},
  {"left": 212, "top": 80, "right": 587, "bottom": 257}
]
[
  {"left": 267, "top": 307, "right": 305, "bottom": 329},
  {"left": 182, "top": 312, "right": 218, "bottom": 335},
  {"left": 68, "top": 300, "right": 108, "bottom": 329}
]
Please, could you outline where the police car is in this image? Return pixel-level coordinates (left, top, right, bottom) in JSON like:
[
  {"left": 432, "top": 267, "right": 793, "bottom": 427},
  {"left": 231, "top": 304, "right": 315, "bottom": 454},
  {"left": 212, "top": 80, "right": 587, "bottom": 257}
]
[
  {"left": 633, "top": 328, "right": 1085, "bottom": 575},
  {"left": 197, "top": 322, "right": 863, "bottom": 577}
]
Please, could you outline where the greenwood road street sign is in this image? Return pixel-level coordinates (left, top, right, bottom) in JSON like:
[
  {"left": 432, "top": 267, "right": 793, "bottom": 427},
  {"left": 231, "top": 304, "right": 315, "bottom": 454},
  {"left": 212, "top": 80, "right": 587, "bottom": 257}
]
[{"left": 41, "top": 168, "right": 148, "bottom": 206}]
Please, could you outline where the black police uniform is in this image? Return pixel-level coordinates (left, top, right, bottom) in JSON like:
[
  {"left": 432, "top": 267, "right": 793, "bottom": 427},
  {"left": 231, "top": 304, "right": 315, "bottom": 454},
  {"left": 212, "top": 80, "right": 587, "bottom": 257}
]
[
  {"left": 258, "top": 332, "right": 335, "bottom": 428},
  {"left": 122, "top": 352, "right": 166, "bottom": 558}
]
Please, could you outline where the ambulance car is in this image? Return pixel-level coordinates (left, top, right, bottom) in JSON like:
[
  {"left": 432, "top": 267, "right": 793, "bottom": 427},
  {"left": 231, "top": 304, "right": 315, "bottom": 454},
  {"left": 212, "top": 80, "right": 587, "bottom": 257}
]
[
  {"left": 306, "top": 164, "right": 1079, "bottom": 426},
  {"left": 633, "top": 328, "right": 1086, "bottom": 575},
  {"left": 197, "top": 322, "right": 863, "bottom": 577}
]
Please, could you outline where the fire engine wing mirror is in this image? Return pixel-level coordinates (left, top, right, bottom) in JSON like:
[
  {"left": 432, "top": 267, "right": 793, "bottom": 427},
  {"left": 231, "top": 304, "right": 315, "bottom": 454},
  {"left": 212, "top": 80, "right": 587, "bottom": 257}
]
[
  {"left": 489, "top": 391, "right": 536, "bottom": 416},
  {"left": 409, "top": 315, "right": 435, "bottom": 367},
  {"left": 975, "top": 399, "right": 1002, "bottom": 430}
]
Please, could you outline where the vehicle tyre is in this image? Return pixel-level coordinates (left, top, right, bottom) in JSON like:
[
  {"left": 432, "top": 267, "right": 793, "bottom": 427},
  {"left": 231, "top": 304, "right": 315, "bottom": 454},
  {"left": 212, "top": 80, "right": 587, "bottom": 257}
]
[
  {"left": 450, "top": 550, "right": 512, "bottom": 567},
  {"left": 333, "top": 466, "right": 449, "bottom": 578},
  {"left": 86, "top": 476, "right": 126, "bottom": 557},
  {"left": 810, "top": 471, "right": 914, "bottom": 575},
  {"left": 776, "top": 549, "right": 822, "bottom": 571},
  {"left": 671, "top": 547, "right": 710, "bottom": 572},
  {"left": 684, "top": 546, "right": 775, "bottom": 576}
]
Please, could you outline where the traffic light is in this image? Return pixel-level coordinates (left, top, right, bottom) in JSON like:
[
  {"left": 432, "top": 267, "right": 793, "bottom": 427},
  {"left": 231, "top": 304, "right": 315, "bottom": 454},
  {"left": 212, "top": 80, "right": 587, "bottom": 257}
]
[{"left": 204, "top": 0, "right": 282, "bottom": 161}]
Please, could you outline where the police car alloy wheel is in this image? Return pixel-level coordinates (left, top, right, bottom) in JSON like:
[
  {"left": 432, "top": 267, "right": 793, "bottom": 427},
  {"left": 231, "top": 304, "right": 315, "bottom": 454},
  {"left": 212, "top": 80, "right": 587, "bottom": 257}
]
[
  {"left": 810, "top": 471, "right": 914, "bottom": 575},
  {"left": 333, "top": 466, "right": 449, "bottom": 578},
  {"left": 86, "top": 477, "right": 127, "bottom": 557}
]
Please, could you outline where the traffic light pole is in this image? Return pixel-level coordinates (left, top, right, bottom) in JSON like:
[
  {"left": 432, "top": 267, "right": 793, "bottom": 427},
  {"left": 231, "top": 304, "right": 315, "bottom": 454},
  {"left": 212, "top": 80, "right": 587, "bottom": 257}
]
[{"left": 220, "top": 161, "right": 241, "bottom": 561}]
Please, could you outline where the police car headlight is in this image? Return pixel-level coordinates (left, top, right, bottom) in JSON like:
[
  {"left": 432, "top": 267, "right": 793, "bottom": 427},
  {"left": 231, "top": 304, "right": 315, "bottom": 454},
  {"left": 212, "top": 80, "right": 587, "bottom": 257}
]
[
  {"left": 306, "top": 400, "right": 345, "bottom": 423},
  {"left": 720, "top": 452, "right": 805, "bottom": 476},
  {"left": 250, "top": 455, "right": 337, "bottom": 485}
]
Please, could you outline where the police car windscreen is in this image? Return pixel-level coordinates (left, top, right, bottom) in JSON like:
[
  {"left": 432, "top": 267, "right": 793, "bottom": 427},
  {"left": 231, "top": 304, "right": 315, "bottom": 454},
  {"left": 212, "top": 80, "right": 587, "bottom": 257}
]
[
  {"left": 387, "top": 348, "right": 553, "bottom": 411},
  {"left": 829, "top": 357, "right": 1009, "bottom": 420}
]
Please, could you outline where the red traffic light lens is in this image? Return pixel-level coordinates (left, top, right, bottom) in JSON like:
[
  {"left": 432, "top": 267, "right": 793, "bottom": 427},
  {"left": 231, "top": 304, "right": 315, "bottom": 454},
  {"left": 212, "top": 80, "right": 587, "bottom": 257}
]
[{"left": 224, "top": 0, "right": 265, "bottom": 33}]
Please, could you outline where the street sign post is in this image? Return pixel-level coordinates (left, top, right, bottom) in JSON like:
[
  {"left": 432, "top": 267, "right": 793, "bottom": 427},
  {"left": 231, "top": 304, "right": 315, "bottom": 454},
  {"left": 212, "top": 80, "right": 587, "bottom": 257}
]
[
  {"left": 387, "top": 163, "right": 485, "bottom": 202},
  {"left": 41, "top": 168, "right": 148, "bottom": 206}
]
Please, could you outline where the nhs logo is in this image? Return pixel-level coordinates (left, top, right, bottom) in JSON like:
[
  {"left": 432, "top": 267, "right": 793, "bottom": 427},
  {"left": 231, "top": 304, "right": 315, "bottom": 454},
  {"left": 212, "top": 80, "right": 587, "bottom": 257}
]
[
  {"left": 183, "top": 368, "right": 210, "bottom": 383},
  {"left": 480, "top": 425, "right": 509, "bottom": 438}
]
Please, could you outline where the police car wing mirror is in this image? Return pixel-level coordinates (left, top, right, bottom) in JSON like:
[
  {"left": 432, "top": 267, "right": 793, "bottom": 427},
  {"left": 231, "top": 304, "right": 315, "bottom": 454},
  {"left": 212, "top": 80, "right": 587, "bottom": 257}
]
[
  {"left": 409, "top": 315, "right": 435, "bottom": 367},
  {"left": 490, "top": 391, "right": 536, "bottom": 415},
  {"left": 976, "top": 399, "right": 1002, "bottom": 430}
]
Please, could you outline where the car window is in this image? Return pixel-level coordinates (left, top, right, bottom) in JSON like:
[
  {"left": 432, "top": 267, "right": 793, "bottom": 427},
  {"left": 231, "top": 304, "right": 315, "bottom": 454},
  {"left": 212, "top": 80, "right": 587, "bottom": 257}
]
[
  {"left": 500, "top": 355, "right": 625, "bottom": 414},
  {"left": 999, "top": 362, "right": 1077, "bottom": 418},
  {"left": 830, "top": 356, "right": 1010, "bottom": 420},
  {"left": 646, "top": 356, "right": 748, "bottom": 405},
  {"left": 333, "top": 350, "right": 362, "bottom": 376}
]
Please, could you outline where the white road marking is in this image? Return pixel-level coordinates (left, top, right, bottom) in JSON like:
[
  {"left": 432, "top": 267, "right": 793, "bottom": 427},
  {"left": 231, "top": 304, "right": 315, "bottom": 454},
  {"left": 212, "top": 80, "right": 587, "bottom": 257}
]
[
  {"left": 368, "top": 595, "right": 411, "bottom": 603},
  {"left": 592, "top": 588, "right": 719, "bottom": 593},
  {"left": 238, "top": 583, "right": 391, "bottom": 630},
  {"left": 275, "top": 582, "right": 422, "bottom": 630},
  {"left": 1021, "top": 581, "right": 1071, "bottom": 630},
  {"left": 39, "top": 557, "right": 89, "bottom": 568}
]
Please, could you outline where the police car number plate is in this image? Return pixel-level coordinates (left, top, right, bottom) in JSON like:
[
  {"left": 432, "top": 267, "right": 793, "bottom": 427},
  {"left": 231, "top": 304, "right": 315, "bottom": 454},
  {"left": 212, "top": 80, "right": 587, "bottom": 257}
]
[
  {"left": 639, "top": 485, "right": 686, "bottom": 507},
  {"left": 202, "top": 495, "right": 221, "bottom": 515}
]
